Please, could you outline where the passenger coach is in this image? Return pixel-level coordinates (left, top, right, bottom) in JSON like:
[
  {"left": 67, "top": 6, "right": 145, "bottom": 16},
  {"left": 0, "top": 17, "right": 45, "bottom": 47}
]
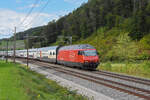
[{"left": 36, "top": 46, "right": 58, "bottom": 63}]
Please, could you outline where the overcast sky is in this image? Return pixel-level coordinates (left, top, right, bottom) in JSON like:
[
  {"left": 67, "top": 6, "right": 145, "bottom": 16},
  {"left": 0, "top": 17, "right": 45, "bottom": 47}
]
[{"left": 0, "top": 0, "right": 88, "bottom": 39}]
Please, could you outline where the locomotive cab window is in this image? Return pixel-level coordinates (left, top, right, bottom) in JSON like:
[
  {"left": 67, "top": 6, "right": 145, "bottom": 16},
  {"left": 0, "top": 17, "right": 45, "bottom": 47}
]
[
  {"left": 83, "top": 50, "right": 97, "bottom": 56},
  {"left": 78, "top": 51, "right": 83, "bottom": 55}
]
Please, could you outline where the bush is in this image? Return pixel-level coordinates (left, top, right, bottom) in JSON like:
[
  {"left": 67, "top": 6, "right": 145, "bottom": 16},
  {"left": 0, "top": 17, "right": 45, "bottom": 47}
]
[
  {"left": 140, "top": 34, "right": 150, "bottom": 49},
  {"left": 104, "top": 62, "right": 112, "bottom": 71},
  {"left": 142, "top": 61, "right": 150, "bottom": 73}
]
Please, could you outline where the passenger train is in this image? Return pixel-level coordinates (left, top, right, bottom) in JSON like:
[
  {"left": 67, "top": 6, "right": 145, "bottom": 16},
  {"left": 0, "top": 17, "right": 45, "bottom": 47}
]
[{"left": 0, "top": 44, "right": 99, "bottom": 70}]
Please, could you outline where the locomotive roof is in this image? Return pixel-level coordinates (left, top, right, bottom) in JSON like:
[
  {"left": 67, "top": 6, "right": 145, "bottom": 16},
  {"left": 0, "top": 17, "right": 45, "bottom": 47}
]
[{"left": 59, "top": 44, "right": 95, "bottom": 50}]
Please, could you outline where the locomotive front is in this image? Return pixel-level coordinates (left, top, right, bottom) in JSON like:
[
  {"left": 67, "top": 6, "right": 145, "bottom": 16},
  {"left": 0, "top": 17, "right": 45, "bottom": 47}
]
[{"left": 78, "top": 49, "right": 99, "bottom": 69}]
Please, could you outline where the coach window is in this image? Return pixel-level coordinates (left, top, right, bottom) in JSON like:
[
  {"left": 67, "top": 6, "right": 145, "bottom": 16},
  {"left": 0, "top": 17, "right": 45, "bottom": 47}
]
[{"left": 53, "top": 52, "right": 55, "bottom": 55}]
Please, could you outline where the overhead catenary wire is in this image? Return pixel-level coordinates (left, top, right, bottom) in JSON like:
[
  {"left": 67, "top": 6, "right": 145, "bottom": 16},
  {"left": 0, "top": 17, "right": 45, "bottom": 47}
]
[
  {"left": 22, "top": 0, "right": 51, "bottom": 50},
  {"left": 17, "top": 0, "right": 40, "bottom": 28},
  {"left": 9, "top": 0, "right": 51, "bottom": 50},
  {"left": 24, "top": 0, "right": 51, "bottom": 29}
]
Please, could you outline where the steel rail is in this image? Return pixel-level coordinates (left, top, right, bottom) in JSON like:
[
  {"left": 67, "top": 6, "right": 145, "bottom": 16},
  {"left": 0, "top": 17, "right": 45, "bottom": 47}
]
[
  {"left": 98, "top": 70, "right": 150, "bottom": 83},
  {"left": 94, "top": 71, "right": 150, "bottom": 86}
]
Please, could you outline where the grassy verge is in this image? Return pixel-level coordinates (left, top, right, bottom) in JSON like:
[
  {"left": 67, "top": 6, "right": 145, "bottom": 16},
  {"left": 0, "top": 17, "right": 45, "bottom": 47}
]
[
  {"left": 0, "top": 61, "right": 87, "bottom": 100},
  {"left": 97, "top": 61, "right": 150, "bottom": 79}
]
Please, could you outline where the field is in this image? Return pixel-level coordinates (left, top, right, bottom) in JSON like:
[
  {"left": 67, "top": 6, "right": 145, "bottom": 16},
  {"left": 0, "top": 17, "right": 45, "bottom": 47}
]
[
  {"left": 0, "top": 40, "right": 25, "bottom": 50},
  {"left": 97, "top": 61, "right": 150, "bottom": 79},
  {"left": 0, "top": 61, "right": 87, "bottom": 100}
]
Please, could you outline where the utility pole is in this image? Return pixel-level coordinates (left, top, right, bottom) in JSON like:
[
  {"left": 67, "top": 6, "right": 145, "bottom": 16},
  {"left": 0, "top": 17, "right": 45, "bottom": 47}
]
[
  {"left": 25, "top": 35, "right": 41, "bottom": 67},
  {"left": 69, "top": 36, "right": 72, "bottom": 45},
  {"left": 26, "top": 34, "right": 29, "bottom": 67},
  {"left": 13, "top": 27, "right": 16, "bottom": 63},
  {"left": 6, "top": 39, "right": 8, "bottom": 63}
]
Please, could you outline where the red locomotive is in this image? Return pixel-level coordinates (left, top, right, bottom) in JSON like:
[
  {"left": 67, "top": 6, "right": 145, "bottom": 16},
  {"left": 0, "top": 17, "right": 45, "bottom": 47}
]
[{"left": 57, "top": 44, "right": 99, "bottom": 70}]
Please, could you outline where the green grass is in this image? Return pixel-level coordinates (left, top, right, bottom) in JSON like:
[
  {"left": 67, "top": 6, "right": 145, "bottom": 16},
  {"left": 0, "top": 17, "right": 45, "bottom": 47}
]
[
  {"left": 0, "top": 61, "right": 29, "bottom": 100},
  {"left": 0, "top": 61, "right": 87, "bottom": 100},
  {"left": 97, "top": 61, "right": 150, "bottom": 79}
]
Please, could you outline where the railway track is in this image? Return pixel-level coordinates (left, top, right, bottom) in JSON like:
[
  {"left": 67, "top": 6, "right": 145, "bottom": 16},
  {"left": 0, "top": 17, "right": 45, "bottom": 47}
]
[
  {"left": 94, "top": 71, "right": 150, "bottom": 86},
  {"left": 16, "top": 58, "right": 150, "bottom": 100}
]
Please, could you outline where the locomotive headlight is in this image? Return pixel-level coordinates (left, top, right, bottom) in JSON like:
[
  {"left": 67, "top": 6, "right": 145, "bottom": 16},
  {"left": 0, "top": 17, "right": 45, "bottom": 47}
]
[{"left": 84, "top": 60, "right": 89, "bottom": 63}]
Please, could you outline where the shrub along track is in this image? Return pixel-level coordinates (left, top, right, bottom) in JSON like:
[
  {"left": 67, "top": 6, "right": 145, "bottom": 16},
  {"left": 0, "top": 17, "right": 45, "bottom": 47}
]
[{"left": 16, "top": 58, "right": 150, "bottom": 100}]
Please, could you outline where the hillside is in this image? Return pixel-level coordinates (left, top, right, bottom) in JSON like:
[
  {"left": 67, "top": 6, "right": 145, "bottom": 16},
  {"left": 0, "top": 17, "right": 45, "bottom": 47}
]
[
  {"left": 0, "top": 0, "right": 150, "bottom": 61},
  {"left": 76, "top": 27, "right": 150, "bottom": 61}
]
